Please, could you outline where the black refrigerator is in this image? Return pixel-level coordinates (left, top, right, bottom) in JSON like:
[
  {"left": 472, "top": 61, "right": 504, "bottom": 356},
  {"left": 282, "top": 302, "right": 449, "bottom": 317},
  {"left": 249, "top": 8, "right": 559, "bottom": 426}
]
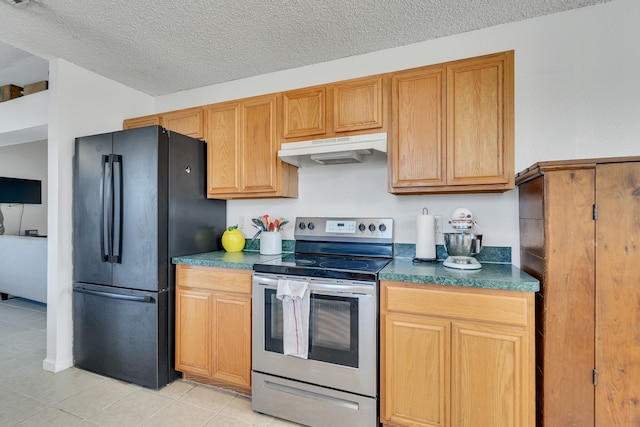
[{"left": 72, "top": 126, "right": 226, "bottom": 389}]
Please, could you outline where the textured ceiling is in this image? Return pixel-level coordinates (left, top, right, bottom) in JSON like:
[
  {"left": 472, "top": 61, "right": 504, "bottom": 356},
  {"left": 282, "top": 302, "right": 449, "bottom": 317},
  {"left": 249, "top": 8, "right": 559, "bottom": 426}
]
[{"left": 0, "top": 0, "right": 608, "bottom": 96}]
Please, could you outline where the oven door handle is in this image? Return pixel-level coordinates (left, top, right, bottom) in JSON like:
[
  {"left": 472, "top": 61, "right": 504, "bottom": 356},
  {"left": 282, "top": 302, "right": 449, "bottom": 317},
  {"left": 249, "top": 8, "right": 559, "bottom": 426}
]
[
  {"left": 254, "top": 278, "right": 374, "bottom": 296},
  {"left": 310, "top": 284, "right": 373, "bottom": 296}
]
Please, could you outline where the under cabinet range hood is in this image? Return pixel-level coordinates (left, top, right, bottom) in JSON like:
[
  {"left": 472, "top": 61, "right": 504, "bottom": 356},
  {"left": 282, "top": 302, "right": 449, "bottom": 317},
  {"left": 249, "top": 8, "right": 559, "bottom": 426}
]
[{"left": 278, "top": 132, "right": 387, "bottom": 167}]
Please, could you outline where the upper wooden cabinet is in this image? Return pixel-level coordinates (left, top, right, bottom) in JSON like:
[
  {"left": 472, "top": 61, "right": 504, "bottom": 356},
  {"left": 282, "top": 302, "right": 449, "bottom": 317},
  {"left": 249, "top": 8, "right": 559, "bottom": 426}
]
[
  {"left": 161, "top": 107, "right": 204, "bottom": 139},
  {"left": 205, "top": 94, "right": 298, "bottom": 199},
  {"left": 282, "top": 86, "right": 326, "bottom": 138},
  {"left": 282, "top": 75, "right": 386, "bottom": 141},
  {"left": 388, "top": 51, "right": 514, "bottom": 194},
  {"left": 123, "top": 107, "right": 204, "bottom": 139},
  {"left": 123, "top": 51, "right": 513, "bottom": 199},
  {"left": 123, "top": 114, "right": 161, "bottom": 130}
]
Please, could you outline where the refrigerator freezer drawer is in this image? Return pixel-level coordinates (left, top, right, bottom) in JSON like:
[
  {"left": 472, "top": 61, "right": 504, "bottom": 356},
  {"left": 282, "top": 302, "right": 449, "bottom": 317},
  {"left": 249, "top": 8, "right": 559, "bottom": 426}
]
[{"left": 72, "top": 283, "right": 169, "bottom": 389}]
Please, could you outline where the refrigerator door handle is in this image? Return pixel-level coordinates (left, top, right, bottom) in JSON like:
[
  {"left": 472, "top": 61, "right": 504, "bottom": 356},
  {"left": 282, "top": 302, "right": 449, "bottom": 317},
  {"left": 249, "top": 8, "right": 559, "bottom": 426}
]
[
  {"left": 100, "top": 155, "right": 110, "bottom": 262},
  {"left": 111, "top": 154, "right": 123, "bottom": 263},
  {"left": 74, "top": 286, "right": 155, "bottom": 303}
]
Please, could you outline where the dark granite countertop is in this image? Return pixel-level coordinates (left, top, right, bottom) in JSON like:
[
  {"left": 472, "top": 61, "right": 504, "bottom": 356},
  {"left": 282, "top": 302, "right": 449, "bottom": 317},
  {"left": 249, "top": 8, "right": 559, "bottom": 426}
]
[
  {"left": 173, "top": 251, "right": 539, "bottom": 292},
  {"left": 172, "top": 251, "right": 280, "bottom": 270},
  {"left": 380, "top": 258, "right": 539, "bottom": 292}
]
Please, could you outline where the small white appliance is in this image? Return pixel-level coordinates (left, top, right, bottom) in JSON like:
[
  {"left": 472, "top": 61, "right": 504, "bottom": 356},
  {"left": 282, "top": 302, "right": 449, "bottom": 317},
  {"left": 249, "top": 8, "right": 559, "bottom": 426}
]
[{"left": 443, "top": 208, "right": 483, "bottom": 270}]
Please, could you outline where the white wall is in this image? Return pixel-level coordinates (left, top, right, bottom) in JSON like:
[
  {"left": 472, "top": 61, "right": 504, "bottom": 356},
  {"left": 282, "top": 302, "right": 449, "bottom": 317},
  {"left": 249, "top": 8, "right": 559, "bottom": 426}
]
[
  {"left": 0, "top": 139, "right": 48, "bottom": 235},
  {"left": 0, "top": 90, "right": 48, "bottom": 146},
  {"left": 155, "top": 0, "right": 640, "bottom": 266},
  {"left": 44, "top": 59, "right": 154, "bottom": 373}
]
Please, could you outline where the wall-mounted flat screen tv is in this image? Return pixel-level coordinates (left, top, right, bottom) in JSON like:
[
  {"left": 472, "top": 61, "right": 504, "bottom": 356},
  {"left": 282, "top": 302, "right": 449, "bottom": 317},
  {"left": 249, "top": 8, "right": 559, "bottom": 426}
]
[{"left": 0, "top": 177, "right": 42, "bottom": 204}]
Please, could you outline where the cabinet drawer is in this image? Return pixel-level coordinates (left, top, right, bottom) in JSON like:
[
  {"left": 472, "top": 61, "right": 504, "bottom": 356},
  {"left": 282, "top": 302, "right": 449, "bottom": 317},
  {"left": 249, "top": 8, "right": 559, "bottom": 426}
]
[
  {"left": 382, "top": 281, "right": 531, "bottom": 327},
  {"left": 176, "top": 264, "right": 251, "bottom": 294}
]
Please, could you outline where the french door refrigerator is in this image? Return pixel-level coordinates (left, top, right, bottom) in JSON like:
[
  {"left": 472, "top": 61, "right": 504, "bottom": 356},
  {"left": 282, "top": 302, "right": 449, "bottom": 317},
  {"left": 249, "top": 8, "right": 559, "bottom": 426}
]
[{"left": 72, "top": 126, "right": 226, "bottom": 389}]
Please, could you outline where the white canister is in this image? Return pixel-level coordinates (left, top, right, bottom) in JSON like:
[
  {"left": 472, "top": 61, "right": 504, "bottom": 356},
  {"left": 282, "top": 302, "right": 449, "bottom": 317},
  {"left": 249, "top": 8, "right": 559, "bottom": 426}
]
[{"left": 260, "top": 231, "right": 282, "bottom": 255}]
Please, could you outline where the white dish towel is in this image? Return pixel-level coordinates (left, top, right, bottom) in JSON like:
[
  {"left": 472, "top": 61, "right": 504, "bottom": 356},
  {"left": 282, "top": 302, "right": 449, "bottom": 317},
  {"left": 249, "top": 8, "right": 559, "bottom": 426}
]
[{"left": 276, "top": 279, "right": 310, "bottom": 359}]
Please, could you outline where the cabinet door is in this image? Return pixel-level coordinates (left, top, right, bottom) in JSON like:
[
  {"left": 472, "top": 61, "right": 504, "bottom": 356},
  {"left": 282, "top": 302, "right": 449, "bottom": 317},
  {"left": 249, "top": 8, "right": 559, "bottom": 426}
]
[
  {"left": 333, "top": 76, "right": 384, "bottom": 133},
  {"left": 595, "top": 162, "right": 640, "bottom": 426},
  {"left": 282, "top": 87, "right": 326, "bottom": 138},
  {"left": 382, "top": 313, "right": 450, "bottom": 427},
  {"left": 241, "top": 94, "right": 278, "bottom": 193},
  {"left": 446, "top": 51, "right": 514, "bottom": 188},
  {"left": 451, "top": 321, "right": 529, "bottom": 427},
  {"left": 162, "top": 107, "right": 204, "bottom": 139},
  {"left": 175, "top": 287, "right": 213, "bottom": 377},
  {"left": 206, "top": 102, "right": 242, "bottom": 195},
  {"left": 123, "top": 115, "right": 160, "bottom": 130},
  {"left": 544, "top": 169, "right": 596, "bottom": 427},
  {"left": 211, "top": 292, "right": 252, "bottom": 388},
  {"left": 389, "top": 66, "right": 447, "bottom": 190}
]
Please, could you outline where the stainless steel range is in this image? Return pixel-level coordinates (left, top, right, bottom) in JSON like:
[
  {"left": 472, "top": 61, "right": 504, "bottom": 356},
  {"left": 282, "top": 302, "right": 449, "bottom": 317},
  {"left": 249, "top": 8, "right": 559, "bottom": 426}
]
[{"left": 252, "top": 216, "right": 393, "bottom": 427}]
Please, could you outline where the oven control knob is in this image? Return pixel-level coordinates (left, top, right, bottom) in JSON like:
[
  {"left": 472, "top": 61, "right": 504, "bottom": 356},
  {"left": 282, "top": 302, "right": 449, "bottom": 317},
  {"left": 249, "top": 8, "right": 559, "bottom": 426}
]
[
  {"left": 379, "top": 223, "right": 387, "bottom": 232},
  {"left": 307, "top": 222, "right": 315, "bottom": 230},
  {"left": 358, "top": 223, "right": 366, "bottom": 232},
  {"left": 368, "top": 223, "right": 376, "bottom": 232},
  {"left": 298, "top": 222, "right": 306, "bottom": 230}
]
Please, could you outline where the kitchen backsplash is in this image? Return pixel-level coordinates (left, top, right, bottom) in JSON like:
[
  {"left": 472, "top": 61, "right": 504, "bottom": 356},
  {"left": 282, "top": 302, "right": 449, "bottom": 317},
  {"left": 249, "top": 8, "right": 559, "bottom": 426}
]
[{"left": 244, "top": 239, "right": 511, "bottom": 264}]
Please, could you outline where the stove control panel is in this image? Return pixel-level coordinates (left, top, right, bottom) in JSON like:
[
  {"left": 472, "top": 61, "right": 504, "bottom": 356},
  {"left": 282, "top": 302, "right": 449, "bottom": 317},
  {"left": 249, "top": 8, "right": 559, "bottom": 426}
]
[
  {"left": 326, "top": 220, "right": 357, "bottom": 233},
  {"left": 295, "top": 217, "right": 393, "bottom": 242}
]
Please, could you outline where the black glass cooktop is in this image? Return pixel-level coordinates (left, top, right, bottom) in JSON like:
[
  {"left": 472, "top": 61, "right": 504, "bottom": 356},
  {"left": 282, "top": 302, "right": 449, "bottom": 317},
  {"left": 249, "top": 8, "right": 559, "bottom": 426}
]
[{"left": 253, "top": 253, "right": 391, "bottom": 281}]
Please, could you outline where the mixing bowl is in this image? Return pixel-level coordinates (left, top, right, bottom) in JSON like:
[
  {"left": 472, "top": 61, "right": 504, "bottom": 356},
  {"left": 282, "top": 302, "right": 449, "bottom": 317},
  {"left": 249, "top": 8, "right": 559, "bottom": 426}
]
[{"left": 443, "top": 232, "right": 483, "bottom": 257}]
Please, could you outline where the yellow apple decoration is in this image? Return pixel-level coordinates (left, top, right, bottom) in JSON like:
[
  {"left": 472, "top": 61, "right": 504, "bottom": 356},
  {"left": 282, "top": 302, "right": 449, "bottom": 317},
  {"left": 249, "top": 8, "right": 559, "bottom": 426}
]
[{"left": 221, "top": 225, "right": 245, "bottom": 252}]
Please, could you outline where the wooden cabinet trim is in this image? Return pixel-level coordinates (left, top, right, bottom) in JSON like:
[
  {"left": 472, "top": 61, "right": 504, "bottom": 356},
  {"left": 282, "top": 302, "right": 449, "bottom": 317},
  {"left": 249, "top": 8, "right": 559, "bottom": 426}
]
[
  {"left": 382, "top": 281, "right": 532, "bottom": 327},
  {"left": 176, "top": 264, "right": 252, "bottom": 294}
]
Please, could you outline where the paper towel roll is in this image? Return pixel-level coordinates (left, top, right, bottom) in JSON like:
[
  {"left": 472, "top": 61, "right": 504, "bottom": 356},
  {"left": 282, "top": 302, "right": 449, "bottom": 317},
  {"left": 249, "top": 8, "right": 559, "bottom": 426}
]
[{"left": 416, "top": 214, "right": 436, "bottom": 259}]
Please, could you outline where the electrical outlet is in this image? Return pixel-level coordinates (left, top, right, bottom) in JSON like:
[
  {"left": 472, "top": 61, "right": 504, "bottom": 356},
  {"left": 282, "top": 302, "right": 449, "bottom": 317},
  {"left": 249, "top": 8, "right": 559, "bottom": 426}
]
[
  {"left": 434, "top": 215, "right": 444, "bottom": 244},
  {"left": 238, "top": 215, "right": 248, "bottom": 229}
]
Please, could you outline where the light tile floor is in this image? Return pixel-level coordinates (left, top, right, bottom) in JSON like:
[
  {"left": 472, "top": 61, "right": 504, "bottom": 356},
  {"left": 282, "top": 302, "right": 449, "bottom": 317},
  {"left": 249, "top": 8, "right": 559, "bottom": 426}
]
[{"left": 0, "top": 297, "right": 301, "bottom": 427}]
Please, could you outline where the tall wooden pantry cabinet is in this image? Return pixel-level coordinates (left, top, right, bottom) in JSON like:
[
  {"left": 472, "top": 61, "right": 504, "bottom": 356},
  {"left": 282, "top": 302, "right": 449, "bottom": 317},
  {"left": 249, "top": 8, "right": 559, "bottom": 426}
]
[{"left": 516, "top": 156, "right": 640, "bottom": 427}]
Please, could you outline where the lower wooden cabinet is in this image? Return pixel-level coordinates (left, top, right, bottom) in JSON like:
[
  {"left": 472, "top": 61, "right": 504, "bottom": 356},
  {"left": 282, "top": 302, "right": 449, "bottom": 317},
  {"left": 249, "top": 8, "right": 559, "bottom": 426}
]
[
  {"left": 175, "top": 264, "right": 252, "bottom": 394},
  {"left": 381, "top": 281, "right": 535, "bottom": 427}
]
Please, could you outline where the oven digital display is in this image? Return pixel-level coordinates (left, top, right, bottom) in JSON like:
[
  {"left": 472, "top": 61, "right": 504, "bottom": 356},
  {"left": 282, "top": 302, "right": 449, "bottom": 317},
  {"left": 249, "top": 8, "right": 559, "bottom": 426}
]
[{"left": 325, "top": 220, "right": 356, "bottom": 233}]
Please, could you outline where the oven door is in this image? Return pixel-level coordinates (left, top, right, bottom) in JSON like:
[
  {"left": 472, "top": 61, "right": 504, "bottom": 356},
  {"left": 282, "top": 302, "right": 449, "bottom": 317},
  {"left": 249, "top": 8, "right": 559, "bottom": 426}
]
[{"left": 252, "top": 273, "right": 377, "bottom": 397}]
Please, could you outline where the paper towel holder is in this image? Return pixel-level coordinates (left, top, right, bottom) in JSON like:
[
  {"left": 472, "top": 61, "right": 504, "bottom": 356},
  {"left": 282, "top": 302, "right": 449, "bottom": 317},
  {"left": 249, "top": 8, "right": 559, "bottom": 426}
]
[{"left": 413, "top": 207, "right": 439, "bottom": 264}]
